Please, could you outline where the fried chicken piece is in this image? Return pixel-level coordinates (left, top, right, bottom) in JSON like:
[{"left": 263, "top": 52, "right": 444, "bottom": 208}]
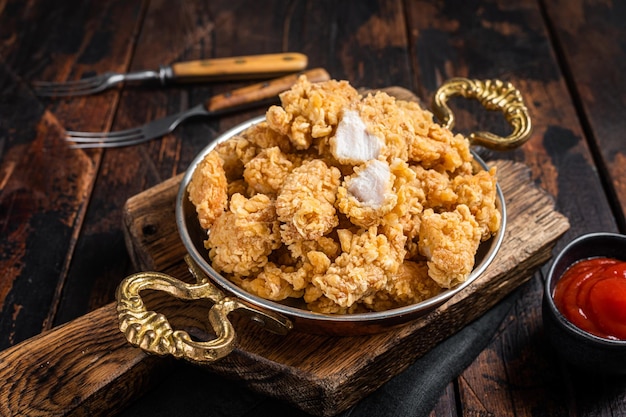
[
  {"left": 305, "top": 290, "right": 367, "bottom": 314},
  {"left": 357, "top": 92, "right": 434, "bottom": 162},
  {"left": 238, "top": 262, "right": 304, "bottom": 301},
  {"left": 266, "top": 76, "right": 359, "bottom": 150},
  {"left": 329, "top": 109, "right": 383, "bottom": 164},
  {"left": 411, "top": 164, "right": 458, "bottom": 210},
  {"left": 212, "top": 135, "right": 258, "bottom": 180},
  {"left": 242, "top": 121, "right": 293, "bottom": 154},
  {"left": 243, "top": 147, "right": 295, "bottom": 195},
  {"left": 311, "top": 226, "right": 405, "bottom": 308},
  {"left": 364, "top": 261, "right": 442, "bottom": 311},
  {"left": 406, "top": 122, "right": 472, "bottom": 172},
  {"left": 206, "top": 193, "right": 281, "bottom": 277},
  {"left": 336, "top": 159, "right": 397, "bottom": 228},
  {"left": 385, "top": 159, "right": 424, "bottom": 242},
  {"left": 187, "top": 151, "right": 228, "bottom": 229},
  {"left": 418, "top": 205, "right": 482, "bottom": 288},
  {"left": 280, "top": 223, "right": 341, "bottom": 261},
  {"left": 452, "top": 167, "right": 500, "bottom": 240},
  {"left": 239, "top": 247, "right": 336, "bottom": 302},
  {"left": 276, "top": 159, "right": 341, "bottom": 240}
]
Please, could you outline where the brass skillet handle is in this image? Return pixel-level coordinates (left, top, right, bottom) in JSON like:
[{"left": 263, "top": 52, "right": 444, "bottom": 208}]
[
  {"left": 116, "top": 256, "right": 292, "bottom": 364},
  {"left": 432, "top": 78, "right": 532, "bottom": 150}
]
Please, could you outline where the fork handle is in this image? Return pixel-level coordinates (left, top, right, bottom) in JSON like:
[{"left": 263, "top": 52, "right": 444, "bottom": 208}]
[
  {"left": 170, "top": 53, "right": 308, "bottom": 81},
  {"left": 205, "top": 68, "right": 331, "bottom": 112}
]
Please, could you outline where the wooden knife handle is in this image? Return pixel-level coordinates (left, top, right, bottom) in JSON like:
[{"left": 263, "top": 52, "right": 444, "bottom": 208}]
[
  {"left": 170, "top": 52, "right": 308, "bottom": 81},
  {"left": 205, "top": 67, "right": 331, "bottom": 112},
  {"left": 0, "top": 302, "right": 171, "bottom": 417}
]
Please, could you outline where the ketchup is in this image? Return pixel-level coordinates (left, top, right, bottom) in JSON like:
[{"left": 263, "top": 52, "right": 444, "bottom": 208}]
[{"left": 553, "top": 257, "right": 626, "bottom": 340}]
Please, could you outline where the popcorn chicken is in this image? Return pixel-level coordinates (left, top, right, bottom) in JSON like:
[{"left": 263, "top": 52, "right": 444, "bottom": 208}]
[
  {"left": 243, "top": 147, "right": 294, "bottom": 195},
  {"left": 418, "top": 205, "right": 482, "bottom": 288},
  {"left": 187, "top": 151, "right": 228, "bottom": 229},
  {"left": 266, "top": 75, "right": 359, "bottom": 150},
  {"left": 365, "top": 261, "right": 442, "bottom": 311},
  {"left": 452, "top": 167, "right": 501, "bottom": 240},
  {"left": 206, "top": 193, "right": 281, "bottom": 277},
  {"left": 276, "top": 159, "right": 341, "bottom": 241},
  {"left": 311, "top": 227, "right": 399, "bottom": 308},
  {"left": 329, "top": 109, "right": 383, "bottom": 164},
  {"left": 336, "top": 159, "right": 397, "bottom": 228},
  {"left": 188, "top": 75, "right": 501, "bottom": 314}
]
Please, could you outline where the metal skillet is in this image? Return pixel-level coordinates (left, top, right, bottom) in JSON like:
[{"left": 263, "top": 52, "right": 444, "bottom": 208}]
[{"left": 116, "top": 78, "right": 531, "bottom": 364}]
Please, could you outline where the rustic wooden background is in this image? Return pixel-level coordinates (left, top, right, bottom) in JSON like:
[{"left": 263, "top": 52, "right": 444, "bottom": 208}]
[{"left": 1, "top": 0, "right": 625, "bottom": 416}]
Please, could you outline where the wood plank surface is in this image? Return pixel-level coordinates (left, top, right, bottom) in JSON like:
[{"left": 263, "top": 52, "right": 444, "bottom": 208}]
[{"left": 0, "top": 0, "right": 146, "bottom": 351}]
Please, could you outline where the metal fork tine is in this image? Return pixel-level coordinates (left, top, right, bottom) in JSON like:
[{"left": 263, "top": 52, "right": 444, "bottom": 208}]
[
  {"left": 69, "top": 135, "right": 149, "bottom": 149},
  {"left": 33, "top": 77, "right": 102, "bottom": 88},
  {"left": 32, "top": 73, "right": 115, "bottom": 97},
  {"left": 66, "top": 127, "right": 143, "bottom": 140},
  {"left": 70, "top": 135, "right": 153, "bottom": 149},
  {"left": 67, "top": 131, "right": 146, "bottom": 149}
]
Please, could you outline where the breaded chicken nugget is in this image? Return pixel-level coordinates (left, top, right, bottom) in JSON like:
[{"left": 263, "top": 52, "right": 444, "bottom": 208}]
[
  {"left": 206, "top": 193, "right": 281, "bottom": 277},
  {"left": 187, "top": 151, "right": 228, "bottom": 229},
  {"left": 276, "top": 159, "right": 341, "bottom": 241},
  {"left": 418, "top": 205, "right": 482, "bottom": 288}
]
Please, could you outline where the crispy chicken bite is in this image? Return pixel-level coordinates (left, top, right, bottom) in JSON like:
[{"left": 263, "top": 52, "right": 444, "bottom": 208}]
[
  {"left": 242, "top": 121, "right": 293, "bottom": 154},
  {"left": 452, "top": 167, "right": 501, "bottom": 240},
  {"left": 310, "top": 226, "right": 405, "bottom": 308},
  {"left": 266, "top": 75, "right": 359, "bottom": 150},
  {"left": 406, "top": 123, "right": 472, "bottom": 172},
  {"left": 411, "top": 165, "right": 458, "bottom": 210},
  {"left": 243, "top": 146, "right": 295, "bottom": 195},
  {"left": 386, "top": 159, "right": 424, "bottom": 242},
  {"left": 276, "top": 159, "right": 341, "bottom": 241},
  {"left": 357, "top": 92, "right": 433, "bottom": 162},
  {"left": 365, "top": 261, "right": 442, "bottom": 311},
  {"left": 336, "top": 159, "right": 397, "bottom": 228},
  {"left": 187, "top": 151, "right": 228, "bottom": 229},
  {"left": 206, "top": 193, "right": 281, "bottom": 277},
  {"left": 212, "top": 135, "right": 258, "bottom": 180},
  {"left": 238, "top": 262, "right": 305, "bottom": 301},
  {"left": 418, "top": 205, "right": 482, "bottom": 288},
  {"left": 329, "top": 109, "right": 383, "bottom": 165}
]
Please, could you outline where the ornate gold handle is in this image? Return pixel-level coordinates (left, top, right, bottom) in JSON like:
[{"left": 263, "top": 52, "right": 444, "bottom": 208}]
[
  {"left": 432, "top": 78, "right": 532, "bottom": 150},
  {"left": 116, "top": 256, "right": 292, "bottom": 364}
]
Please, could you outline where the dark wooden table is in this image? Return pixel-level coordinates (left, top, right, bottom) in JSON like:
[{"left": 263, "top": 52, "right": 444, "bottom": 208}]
[{"left": 1, "top": 0, "right": 625, "bottom": 416}]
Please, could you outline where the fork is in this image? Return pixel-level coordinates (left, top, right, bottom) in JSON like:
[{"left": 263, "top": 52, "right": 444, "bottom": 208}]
[
  {"left": 33, "top": 53, "right": 308, "bottom": 97},
  {"left": 65, "top": 68, "right": 330, "bottom": 149}
]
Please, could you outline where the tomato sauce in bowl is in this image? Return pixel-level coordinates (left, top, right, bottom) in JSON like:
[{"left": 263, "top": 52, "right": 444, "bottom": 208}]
[
  {"left": 553, "top": 257, "right": 626, "bottom": 340},
  {"left": 543, "top": 232, "right": 626, "bottom": 374}
]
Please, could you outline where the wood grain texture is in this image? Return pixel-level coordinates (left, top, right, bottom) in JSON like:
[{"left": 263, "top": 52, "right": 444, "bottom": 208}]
[
  {"left": 542, "top": 0, "right": 626, "bottom": 229},
  {"left": 0, "top": 0, "right": 146, "bottom": 350},
  {"left": 0, "top": 303, "right": 169, "bottom": 417}
]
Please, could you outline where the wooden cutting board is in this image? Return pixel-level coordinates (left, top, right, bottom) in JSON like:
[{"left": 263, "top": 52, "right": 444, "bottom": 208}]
[{"left": 121, "top": 158, "right": 570, "bottom": 416}]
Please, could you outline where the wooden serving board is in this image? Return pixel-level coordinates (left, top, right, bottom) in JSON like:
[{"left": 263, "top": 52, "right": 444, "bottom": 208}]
[{"left": 122, "top": 159, "right": 570, "bottom": 416}]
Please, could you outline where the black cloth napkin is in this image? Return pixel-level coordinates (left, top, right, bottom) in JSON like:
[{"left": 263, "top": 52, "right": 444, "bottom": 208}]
[{"left": 120, "top": 289, "right": 519, "bottom": 417}]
